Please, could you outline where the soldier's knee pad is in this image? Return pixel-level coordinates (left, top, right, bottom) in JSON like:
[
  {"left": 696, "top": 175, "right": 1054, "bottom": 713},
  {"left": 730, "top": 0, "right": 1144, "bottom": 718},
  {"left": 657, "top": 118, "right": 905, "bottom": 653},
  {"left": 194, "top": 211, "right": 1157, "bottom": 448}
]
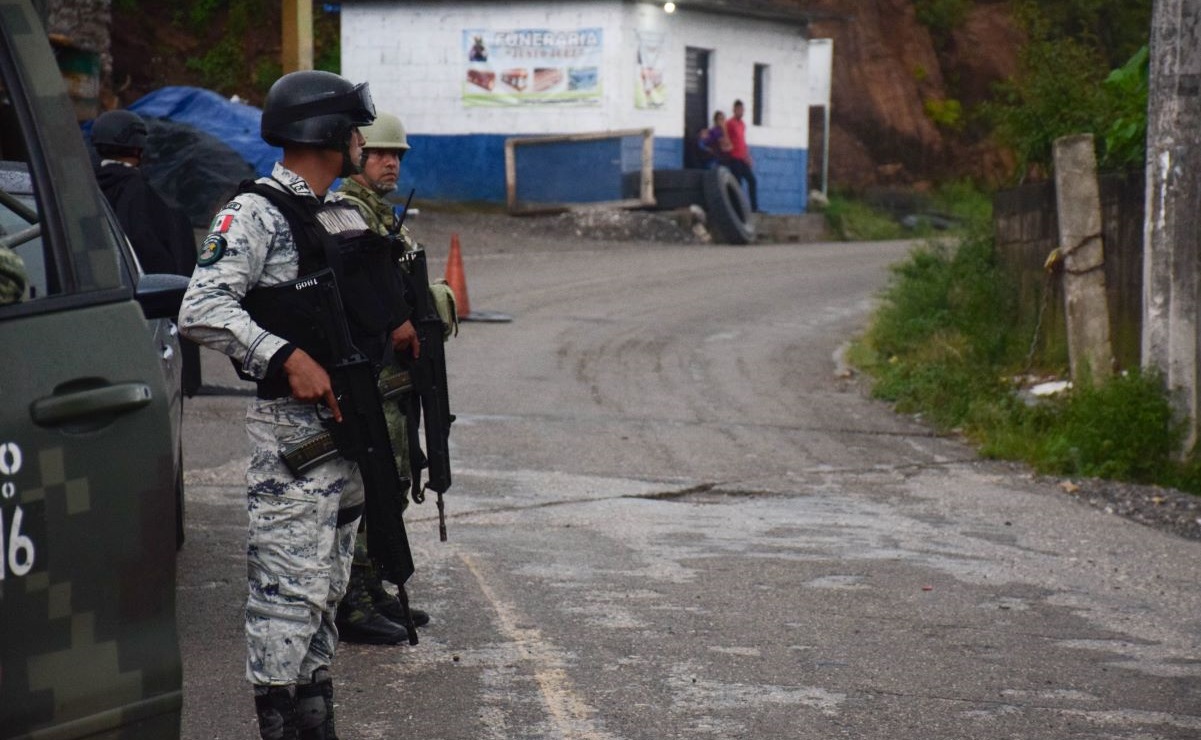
[
  {"left": 296, "top": 667, "right": 337, "bottom": 740},
  {"left": 254, "top": 684, "right": 299, "bottom": 740}
]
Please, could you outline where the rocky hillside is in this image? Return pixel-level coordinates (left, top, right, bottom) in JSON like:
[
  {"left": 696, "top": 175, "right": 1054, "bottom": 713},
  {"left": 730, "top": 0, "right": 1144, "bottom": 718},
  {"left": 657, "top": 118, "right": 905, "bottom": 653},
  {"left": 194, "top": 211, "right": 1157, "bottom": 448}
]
[
  {"left": 806, "top": 0, "right": 1023, "bottom": 190},
  {"left": 91, "top": 0, "right": 1024, "bottom": 191}
]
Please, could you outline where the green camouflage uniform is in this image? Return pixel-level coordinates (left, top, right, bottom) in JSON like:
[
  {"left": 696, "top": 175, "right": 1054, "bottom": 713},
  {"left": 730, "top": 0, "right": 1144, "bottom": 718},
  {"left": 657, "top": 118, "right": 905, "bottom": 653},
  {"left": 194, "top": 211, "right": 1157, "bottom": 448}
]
[
  {"left": 338, "top": 177, "right": 420, "bottom": 477},
  {"left": 335, "top": 178, "right": 422, "bottom": 633},
  {"left": 0, "top": 245, "right": 28, "bottom": 304},
  {"left": 334, "top": 178, "right": 457, "bottom": 635}
]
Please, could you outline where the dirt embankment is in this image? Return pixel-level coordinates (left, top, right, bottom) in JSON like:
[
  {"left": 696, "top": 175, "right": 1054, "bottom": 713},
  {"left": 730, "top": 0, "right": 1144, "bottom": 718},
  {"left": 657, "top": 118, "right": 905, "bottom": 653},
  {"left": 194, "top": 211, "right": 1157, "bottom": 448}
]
[{"left": 807, "top": 0, "right": 1023, "bottom": 190}]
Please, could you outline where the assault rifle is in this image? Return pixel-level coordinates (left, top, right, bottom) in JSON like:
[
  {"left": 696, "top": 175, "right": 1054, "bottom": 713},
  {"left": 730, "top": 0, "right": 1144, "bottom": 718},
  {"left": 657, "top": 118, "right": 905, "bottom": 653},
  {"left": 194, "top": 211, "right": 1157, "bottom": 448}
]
[
  {"left": 396, "top": 246, "right": 454, "bottom": 542},
  {"left": 285, "top": 268, "right": 419, "bottom": 644}
]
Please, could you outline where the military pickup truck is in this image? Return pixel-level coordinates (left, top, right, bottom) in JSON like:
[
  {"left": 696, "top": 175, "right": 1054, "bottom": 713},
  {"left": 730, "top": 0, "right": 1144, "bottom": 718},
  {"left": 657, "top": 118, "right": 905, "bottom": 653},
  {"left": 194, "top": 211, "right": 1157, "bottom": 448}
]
[{"left": 0, "top": 1, "right": 187, "bottom": 737}]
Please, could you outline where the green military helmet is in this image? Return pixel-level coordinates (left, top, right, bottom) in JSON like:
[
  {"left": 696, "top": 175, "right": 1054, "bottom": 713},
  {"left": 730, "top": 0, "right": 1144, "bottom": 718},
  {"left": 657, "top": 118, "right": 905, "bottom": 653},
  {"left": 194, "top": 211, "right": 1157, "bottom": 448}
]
[{"left": 360, "top": 112, "right": 410, "bottom": 151}]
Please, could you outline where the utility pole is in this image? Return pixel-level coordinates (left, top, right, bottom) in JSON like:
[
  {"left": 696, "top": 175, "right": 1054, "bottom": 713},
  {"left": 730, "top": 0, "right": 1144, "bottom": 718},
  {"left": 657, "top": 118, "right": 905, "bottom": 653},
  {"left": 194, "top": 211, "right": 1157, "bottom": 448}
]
[
  {"left": 1143, "top": 0, "right": 1201, "bottom": 453},
  {"left": 282, "top": 0, "right": 313, "bottom": 74}
]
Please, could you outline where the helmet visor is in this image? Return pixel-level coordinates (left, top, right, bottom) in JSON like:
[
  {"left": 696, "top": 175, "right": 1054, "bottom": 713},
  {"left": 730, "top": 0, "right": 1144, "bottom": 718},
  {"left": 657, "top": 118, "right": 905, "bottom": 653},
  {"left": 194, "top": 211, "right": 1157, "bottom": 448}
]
[
  {"left": 347, "top": 82, "right": 376, "bottom": 126},
  {"left": 261, "top": 81, "right": 377, "bottom": 130}
]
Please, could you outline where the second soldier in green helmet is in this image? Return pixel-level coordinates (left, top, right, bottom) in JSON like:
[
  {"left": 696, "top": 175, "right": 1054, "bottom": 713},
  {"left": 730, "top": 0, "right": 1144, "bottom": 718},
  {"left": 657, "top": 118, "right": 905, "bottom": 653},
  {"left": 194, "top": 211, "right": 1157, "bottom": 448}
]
[{"left": 335, "top": 111, "right": 458, "bottom": 644}]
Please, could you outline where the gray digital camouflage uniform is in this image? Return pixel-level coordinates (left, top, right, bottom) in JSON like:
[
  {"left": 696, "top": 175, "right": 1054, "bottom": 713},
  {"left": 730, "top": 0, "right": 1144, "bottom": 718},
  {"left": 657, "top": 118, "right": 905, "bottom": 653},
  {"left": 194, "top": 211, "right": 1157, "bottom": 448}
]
[{"left": 179, "top": 163, "right": 365, "bottom": 686}]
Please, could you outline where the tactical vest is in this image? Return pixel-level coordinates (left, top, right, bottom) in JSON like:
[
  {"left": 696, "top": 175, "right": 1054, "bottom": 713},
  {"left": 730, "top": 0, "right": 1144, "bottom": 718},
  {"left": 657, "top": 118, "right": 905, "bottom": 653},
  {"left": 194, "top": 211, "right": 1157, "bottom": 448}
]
[{"left": 237, "top": 180, "right": 405, "bottom": 398}]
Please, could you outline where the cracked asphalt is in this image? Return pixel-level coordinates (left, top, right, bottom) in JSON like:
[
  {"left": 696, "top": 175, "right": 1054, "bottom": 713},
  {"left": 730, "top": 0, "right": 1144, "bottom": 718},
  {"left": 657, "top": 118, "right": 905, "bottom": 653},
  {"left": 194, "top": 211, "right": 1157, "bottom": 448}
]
[{"left": 178, "top": 222, "right": 1201, "bottom": 739}]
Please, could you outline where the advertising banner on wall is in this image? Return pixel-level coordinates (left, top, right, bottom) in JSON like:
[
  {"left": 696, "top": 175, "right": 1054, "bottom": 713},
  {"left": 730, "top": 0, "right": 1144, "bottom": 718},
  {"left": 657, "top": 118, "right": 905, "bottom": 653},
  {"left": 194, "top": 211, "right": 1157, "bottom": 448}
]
[
  {"left": 462, "top": 28, "right": 604, "bottom": 106},
  {"left": 634, "top": 30, "right": 667, "bottom": 109}
]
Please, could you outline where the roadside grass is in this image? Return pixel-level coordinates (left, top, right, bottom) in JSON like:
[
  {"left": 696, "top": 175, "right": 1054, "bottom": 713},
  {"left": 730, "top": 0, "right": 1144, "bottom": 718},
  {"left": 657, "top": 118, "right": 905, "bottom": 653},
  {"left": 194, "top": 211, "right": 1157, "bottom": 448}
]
[
  {"left": 824, "top": 180, "right": 993, "bottom": 242},
  {"left": 824, "top": 195, "right": 910, "bottom": 241},
  {"left": 850, "top": 223, "right": 1201, "bottom": 495}
]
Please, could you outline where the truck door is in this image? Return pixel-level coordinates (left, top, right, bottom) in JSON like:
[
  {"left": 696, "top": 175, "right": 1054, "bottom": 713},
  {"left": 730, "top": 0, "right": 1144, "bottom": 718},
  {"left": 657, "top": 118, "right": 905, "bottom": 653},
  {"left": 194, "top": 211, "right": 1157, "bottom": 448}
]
[{"left": 0, "top": 1, "right": 183, "bottom": 737}]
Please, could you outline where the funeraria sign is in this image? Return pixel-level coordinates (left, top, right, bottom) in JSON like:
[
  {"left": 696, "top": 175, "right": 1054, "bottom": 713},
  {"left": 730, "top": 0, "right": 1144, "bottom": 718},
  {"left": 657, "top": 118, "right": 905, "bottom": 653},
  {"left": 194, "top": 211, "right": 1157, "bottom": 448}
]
[{"left": 462, "top": 28, "right": 604, "bottom": 106}]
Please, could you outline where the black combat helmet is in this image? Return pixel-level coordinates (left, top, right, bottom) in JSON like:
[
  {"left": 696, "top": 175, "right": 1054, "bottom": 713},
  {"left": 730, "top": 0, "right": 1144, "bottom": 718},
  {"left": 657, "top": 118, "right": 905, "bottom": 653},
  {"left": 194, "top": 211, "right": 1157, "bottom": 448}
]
[
  {"left": 91, "top": 109, "right": 147, "bottom": 155},
  {"left": 260, "top": 70, "right": 376, "bottom": 149}
]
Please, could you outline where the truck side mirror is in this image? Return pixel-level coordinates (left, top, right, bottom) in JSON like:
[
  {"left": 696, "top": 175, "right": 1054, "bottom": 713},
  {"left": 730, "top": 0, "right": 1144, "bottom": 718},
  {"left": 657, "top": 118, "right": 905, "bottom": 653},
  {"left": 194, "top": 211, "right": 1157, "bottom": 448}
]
[{"left": 136, "top": 273, "right": 191, "bottom": 320}]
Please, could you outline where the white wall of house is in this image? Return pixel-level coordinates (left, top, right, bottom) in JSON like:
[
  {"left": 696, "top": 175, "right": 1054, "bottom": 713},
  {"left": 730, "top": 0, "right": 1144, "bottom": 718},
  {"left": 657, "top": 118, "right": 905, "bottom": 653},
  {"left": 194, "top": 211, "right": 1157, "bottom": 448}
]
[
  {"left": 634, "top": 3, "right": 812, "bottom": 147},
  {"left": 342, "top": 0, "right": 625, "bottom": 135}
]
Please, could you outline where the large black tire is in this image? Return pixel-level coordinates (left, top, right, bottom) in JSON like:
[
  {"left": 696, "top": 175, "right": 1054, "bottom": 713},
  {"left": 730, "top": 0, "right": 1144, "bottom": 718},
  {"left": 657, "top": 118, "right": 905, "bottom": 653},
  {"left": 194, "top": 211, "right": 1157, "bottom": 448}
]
[
  {"left": 623, "top": 169, "right": 706, "bottom": 210},
  {"left": 703, "top": 166, "right": 754, "bottom": 244},
  {"left": 652, "top": 169, "right": 706, "bottom": 191}
]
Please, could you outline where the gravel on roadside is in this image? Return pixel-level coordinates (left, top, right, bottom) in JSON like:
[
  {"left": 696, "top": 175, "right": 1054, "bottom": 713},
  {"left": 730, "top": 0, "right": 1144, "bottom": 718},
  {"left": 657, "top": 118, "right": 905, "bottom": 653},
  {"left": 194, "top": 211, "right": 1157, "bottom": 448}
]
[{"left": 1048, "top": 474, "right": 1201, "bottom": 542}]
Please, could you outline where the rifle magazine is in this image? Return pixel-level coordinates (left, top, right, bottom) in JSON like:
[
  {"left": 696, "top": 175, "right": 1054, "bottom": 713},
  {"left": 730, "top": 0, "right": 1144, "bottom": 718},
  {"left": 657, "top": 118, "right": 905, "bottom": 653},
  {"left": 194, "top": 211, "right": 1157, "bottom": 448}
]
[{"left": 281, "top": 432, "right": 340, "bottom": 477}]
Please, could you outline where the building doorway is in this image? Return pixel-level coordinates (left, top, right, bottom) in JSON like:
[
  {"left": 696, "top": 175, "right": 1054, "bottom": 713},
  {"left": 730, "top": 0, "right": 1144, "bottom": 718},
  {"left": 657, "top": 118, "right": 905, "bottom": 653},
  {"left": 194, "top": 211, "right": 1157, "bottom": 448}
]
[{"left": 684, "top": 46, "right": 710, "bottom": 169}]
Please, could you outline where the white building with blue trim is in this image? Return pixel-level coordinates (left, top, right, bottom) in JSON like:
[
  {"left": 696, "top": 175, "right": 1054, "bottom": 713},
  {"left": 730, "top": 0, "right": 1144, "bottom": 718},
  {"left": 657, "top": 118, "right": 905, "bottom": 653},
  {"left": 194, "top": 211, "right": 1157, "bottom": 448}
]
[{"left": 341, "top": 0, "right": 827, "bottom": 214}]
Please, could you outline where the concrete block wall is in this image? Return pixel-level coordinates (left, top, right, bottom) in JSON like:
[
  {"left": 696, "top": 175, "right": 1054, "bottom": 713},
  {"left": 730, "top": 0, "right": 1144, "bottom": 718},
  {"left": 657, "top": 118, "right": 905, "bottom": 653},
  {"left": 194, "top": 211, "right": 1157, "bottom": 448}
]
[{"left": 752, "top": 146, "right": 809, "bottom": 214}]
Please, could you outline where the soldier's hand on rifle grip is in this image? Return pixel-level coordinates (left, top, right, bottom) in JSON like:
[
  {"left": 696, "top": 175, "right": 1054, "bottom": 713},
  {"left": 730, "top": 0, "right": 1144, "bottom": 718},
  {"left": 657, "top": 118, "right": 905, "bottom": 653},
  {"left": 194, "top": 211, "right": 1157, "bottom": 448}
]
[
  {"left": 392, "top": 319, "right": 421, "bottom": 359},
  {"left": 283, "top": 348, "right": 343, "bottom": 422}
]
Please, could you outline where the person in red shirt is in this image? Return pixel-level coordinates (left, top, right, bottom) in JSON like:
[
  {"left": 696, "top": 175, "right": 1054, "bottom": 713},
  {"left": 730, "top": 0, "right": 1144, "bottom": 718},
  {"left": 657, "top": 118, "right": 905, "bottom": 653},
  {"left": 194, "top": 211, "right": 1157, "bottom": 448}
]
[{"left": 724, "top": 99, "right": 760, "bottom": 212}]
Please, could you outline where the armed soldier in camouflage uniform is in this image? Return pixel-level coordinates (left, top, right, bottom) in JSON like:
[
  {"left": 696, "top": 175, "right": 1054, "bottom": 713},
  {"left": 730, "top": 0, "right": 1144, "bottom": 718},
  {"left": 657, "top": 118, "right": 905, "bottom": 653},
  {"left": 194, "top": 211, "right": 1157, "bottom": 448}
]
[
  {"left": 178, "top": 70, "right": 414, "bottom": 740},
  {"left": 333, "top": 112, "right": 457, "bottom": 644}
]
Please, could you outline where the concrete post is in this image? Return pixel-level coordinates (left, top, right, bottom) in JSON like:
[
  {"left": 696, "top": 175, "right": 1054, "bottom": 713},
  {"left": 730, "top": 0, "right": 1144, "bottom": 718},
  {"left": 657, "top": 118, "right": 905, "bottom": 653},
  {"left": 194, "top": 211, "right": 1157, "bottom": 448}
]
[
  {"left": 1053, "top": 134, "right": 1113, "bottom": 382},
  {"left": 1143, "top": 0, "right": 1201, "bottom": 453},
  {"left": 282, "top": 0, "right": 313, "bottom": 74}
]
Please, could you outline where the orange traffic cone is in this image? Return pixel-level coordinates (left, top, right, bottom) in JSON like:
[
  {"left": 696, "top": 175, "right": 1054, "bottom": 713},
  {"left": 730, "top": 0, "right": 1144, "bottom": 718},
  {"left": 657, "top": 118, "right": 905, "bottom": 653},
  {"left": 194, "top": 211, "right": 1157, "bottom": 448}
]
[
  {"left": 443, "top": 234, "right": 512, "bottom": 323},
  {"left": 445, "top": 233, "right": 471, "bottom": 319}
]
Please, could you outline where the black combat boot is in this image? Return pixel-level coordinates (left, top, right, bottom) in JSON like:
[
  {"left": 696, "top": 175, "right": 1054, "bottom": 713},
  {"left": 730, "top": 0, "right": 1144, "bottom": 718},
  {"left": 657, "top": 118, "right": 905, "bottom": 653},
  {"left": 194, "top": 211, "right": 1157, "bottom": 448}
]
[
  {"left": 254, "top": 684, "right": 299, "bottom": 740},
  {"left": 296, "top": 667, "right": 338, "bottom": 740},
  {"left": 335, "top": 565, "right": 409, "bottom": 644},
  {"left": 369, "top": 580, "right": 431, "bottom": 627}
]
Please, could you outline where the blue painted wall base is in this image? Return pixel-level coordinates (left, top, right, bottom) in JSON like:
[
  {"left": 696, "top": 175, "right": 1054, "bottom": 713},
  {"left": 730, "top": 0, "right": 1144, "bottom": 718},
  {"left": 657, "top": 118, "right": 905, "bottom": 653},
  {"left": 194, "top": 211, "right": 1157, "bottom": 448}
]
[{"left": 401, "top": 134, "right": 807, "bottom": 214}]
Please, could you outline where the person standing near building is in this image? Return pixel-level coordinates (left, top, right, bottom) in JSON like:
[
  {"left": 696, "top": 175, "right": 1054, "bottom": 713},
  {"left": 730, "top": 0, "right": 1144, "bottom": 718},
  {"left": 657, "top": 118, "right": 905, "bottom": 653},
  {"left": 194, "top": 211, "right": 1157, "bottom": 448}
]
[
  {"left": 178, "top": 70, "right": 407, "bottom": 740},
  {"left": 334, "top": 111, "right": 457, "bottom": 644},
  {"left": 92, "top": 108, "right": 202, "bottom": 394},
  {"left": 725, "top": 99, "right": 760, "bottom": 213},
  {"left": 698, "top": 110, "right": 733, "bottom": 168}
]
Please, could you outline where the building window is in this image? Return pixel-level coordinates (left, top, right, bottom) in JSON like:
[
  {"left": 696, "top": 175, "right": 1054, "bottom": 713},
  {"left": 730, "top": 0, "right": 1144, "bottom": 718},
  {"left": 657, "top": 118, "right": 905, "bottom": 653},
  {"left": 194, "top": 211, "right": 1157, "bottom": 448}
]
[{"left": 753, "top": 63, "right": 769, "bottom": 125}]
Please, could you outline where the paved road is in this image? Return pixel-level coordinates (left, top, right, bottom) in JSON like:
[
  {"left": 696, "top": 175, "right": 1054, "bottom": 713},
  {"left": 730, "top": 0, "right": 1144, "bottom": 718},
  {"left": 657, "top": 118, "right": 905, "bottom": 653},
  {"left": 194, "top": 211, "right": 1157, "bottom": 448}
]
[{"left": 179, "top": 233, "right": 1201, "bottom": 739}]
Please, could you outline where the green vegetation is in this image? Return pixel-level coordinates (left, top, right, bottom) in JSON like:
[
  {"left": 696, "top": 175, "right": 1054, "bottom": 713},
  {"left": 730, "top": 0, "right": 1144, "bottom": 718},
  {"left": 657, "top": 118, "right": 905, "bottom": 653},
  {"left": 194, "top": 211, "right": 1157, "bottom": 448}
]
[
  {"left": 183, "top": 1, "right": 262, "bottom": 94},
  {"left": 852, "top": 230, "right": 1201, "bottom": 493},
  {"left": 823, "top": 181, "right": 993, "bottom": 242},
  {"left": 1100, "top": 45, "right": 1150, "bottom": 172},
  {"left": 1018, "top": 0, "right": 1152, "bottom": 68},
  {"left": 914, "top": 0, "right": 972, "bottom": 45},
  {"left": 314, "top": 11, "right": 342, "bottom": 74},
  {"left": 984, "top": 2, "right": 1152, "bottom": 177},
  {"left": 172, "top": 0, "right": 342, "bottom": 98},
  {"left": 985, "top": 35, "right": 1110, "bottom": 176},
  {"left": 824, "top": 195, "right": 911, "bottom": 242},
  {"left": 854, "top": 0, "right": 1176, "bottom": 491},
  {"left": 923, "top": 97, "right": 964, "bottom": 132}
]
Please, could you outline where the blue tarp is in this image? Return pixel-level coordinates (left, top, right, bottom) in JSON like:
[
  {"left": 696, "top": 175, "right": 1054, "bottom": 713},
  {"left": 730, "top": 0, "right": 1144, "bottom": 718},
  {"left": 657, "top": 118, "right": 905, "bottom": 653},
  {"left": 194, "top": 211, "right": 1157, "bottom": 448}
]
[{"left": 129, "top": 86, "right": 280, "bottom": 176}]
